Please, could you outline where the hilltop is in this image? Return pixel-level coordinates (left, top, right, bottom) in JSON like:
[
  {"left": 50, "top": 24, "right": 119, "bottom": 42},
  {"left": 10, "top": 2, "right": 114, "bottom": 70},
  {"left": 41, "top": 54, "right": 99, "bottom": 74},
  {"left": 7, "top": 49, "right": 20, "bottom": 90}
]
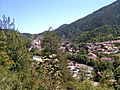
[
  {"left": 22, "top": 1, "right": 120, "bottom": 43},
  {"left": 55, "top": 0, "right": 120, "bottom": 43}
]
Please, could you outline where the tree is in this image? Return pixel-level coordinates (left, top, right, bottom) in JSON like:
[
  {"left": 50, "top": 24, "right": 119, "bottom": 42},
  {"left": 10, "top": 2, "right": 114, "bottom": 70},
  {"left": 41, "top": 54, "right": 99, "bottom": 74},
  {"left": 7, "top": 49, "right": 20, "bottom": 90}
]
[
  {"left": 4, "top": 30, "right": 31, "bottom": 71},
  {"left": 39, "top": 31, "right": 77, "bottom": 89},
  {"left": 42, "top": 31, "right": 60, "bottom": 55},
  {"left": 0, "top": 29, "right": 33, "bottom": 90},
  {"left": 0, "top": 30, "right": 13, "bottom": 69},
  {"left": 0, "top": 15, "right": 15, "bottom": 30},
  {"left": 114, "top": 66, "right": 120, "bottom": 89}
]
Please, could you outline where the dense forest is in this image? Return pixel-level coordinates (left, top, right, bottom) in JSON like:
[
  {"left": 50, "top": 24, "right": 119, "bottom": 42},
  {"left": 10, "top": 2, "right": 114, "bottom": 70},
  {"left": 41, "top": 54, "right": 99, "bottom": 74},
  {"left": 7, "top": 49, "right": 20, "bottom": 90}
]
[{"left": 55, "top": 0, "right": 120, "bottom": 43}]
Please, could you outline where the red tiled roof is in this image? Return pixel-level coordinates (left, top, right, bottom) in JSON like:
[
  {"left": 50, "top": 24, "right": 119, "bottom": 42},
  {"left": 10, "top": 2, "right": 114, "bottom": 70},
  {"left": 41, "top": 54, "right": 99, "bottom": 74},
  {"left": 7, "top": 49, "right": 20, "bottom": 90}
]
[{"left": 101, "top": 57, "right": 112, "bottom": 61}]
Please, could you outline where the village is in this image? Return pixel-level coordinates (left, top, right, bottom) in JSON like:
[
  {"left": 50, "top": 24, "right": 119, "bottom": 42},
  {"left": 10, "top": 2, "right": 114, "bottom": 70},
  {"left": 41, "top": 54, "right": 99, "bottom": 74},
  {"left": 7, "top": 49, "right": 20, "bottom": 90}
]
[
  {"left": 30, "top": 38, "right": 120, "bottom": 86},
  {"left": 59, "top": 39, "right": 120, "bottom": 85}
]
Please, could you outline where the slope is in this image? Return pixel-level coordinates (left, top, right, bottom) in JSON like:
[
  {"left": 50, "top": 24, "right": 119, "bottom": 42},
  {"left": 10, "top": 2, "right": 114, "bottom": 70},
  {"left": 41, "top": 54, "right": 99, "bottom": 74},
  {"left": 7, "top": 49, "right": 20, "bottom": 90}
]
[{"left": 55, "top": 0, "right": 120, "bottom": 43}]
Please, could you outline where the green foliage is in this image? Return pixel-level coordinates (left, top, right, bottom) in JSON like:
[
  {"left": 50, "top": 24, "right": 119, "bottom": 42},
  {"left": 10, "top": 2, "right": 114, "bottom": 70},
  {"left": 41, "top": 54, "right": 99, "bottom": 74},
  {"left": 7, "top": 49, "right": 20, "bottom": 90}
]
[
  {"left": 0, "top": 29, "right": 32, "bottom": 89},
  {"left": 42, "top": 31, "right": 60, "bottom": 55},
  {"left": 67, "top": 53, "right": 118, "bottom": 88},
  {"left": 4, "top": 30, "right": 31, "bottom": 71},
  {"left": 1, "top": 9, "right": 120, "bottom": 89},
  {"left": 55, "top": 0, "right": 120, "bottom": 43},
  {"left": 0, "top": 15, "right": 15, "bottom": 30},
  {"left": 0, "top": 30, "right": 14, "bottom": 70},
  {"left": 113, "top": 58, "right": 120, "bottom": 68},
  {"left": 30, "top": 31, "right": 78, "bottom": 90},
  {"left": 115, "top": 66, "right": 120, "bottom": 82}
]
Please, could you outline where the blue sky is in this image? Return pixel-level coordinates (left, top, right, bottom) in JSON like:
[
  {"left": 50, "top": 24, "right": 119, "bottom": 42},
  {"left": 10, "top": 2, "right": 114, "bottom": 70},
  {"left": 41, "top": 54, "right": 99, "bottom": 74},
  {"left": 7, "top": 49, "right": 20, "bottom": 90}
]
[{"left": 0, "top": 0, "right": 116, "bottom": 34}]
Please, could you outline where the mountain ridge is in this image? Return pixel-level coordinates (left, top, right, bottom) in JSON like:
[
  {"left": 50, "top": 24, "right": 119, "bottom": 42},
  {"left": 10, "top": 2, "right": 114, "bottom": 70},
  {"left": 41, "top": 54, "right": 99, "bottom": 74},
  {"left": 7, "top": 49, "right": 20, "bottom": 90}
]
[{"left": 55, "top": 0, "right": 120, "bottom": 43}]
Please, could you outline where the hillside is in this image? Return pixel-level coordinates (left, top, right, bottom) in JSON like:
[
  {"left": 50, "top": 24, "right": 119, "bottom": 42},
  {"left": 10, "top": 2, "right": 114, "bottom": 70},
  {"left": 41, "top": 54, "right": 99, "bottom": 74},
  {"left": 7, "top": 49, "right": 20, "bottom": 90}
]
[{"left": 55, "top": 0, "right": 120, "bottom": 43}]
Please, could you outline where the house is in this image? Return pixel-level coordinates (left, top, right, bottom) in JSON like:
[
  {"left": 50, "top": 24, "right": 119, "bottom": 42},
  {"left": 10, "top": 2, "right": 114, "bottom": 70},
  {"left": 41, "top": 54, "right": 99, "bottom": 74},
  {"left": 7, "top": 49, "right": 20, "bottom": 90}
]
[
  {"left": 68, "top": 62, "right": 94, "bottom": 78},
  {"left": 79, "top": 64, "right": 94, "bottom": 79},
  {"left": 111, "top": 47, "right": 118, "bottom": 53},
  {"left": 88, "top": 52, "right": 97, "bottom": 59},
  {"left": 68, "top": 66, "right": 76, "bottom": 71},
  {"left": 29, "top": 39, "right": 42, "bottom": 51},
  {"left": 73, "top": 69, "right": 79, "bottom": 77},
  {"left": 96, "top": 48, "right": 104, "bottom": 52},
  {"left": 92, "top": 81, "right": 99, "bottom": 86},
  {"left": 101, "top": 57, "right": 112, "bottom": 61},
  {"left": 31, "top": 39, "right": 41, "bottom": 49},
  {"left": 33, "top": 56, "right": 43, "bottom": 62},
  {"left": 100, "top": 50, "right": 110, "bottom": 54}
]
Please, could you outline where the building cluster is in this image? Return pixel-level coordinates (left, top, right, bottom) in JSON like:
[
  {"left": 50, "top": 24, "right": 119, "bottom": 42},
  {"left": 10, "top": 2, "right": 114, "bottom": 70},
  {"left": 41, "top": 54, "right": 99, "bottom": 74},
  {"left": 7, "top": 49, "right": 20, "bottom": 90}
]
[
  {"left": 68, "top": 60, "right": 94, "bottom": 79},
  {"left": 59, "top": 42, "right": 77, "bottom": 54},
  {"left": 87, "top": 39, "right": 120, "bottom": 61},
  {"left": 31, "top": 38, "right": 120, "bottom": 86},
  {"left": 29, "top": 39, "right": 41, "bottom": 51},
  {"left": 59, "top": 40, "right": 120, "bottom": 83}
]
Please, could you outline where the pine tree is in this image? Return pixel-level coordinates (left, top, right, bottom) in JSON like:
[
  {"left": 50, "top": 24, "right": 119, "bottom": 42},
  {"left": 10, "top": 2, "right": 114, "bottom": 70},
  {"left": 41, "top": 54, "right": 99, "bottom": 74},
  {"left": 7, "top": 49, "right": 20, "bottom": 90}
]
[{"left": 0, "top": 30, "right": 13, "bottom": 69}]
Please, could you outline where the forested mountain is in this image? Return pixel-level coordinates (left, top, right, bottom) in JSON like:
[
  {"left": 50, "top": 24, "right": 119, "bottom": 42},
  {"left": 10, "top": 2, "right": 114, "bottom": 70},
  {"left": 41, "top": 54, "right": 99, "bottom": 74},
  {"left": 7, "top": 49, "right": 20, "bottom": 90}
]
[
  {"left": 1, "top": 1, "right": 120, "bottom": 89},
  {"left": 55, "top": 0, "right": 120, "bottom": 43},
  {"left": 21, "top": 0, "right": 120, "bottom": 43}
]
